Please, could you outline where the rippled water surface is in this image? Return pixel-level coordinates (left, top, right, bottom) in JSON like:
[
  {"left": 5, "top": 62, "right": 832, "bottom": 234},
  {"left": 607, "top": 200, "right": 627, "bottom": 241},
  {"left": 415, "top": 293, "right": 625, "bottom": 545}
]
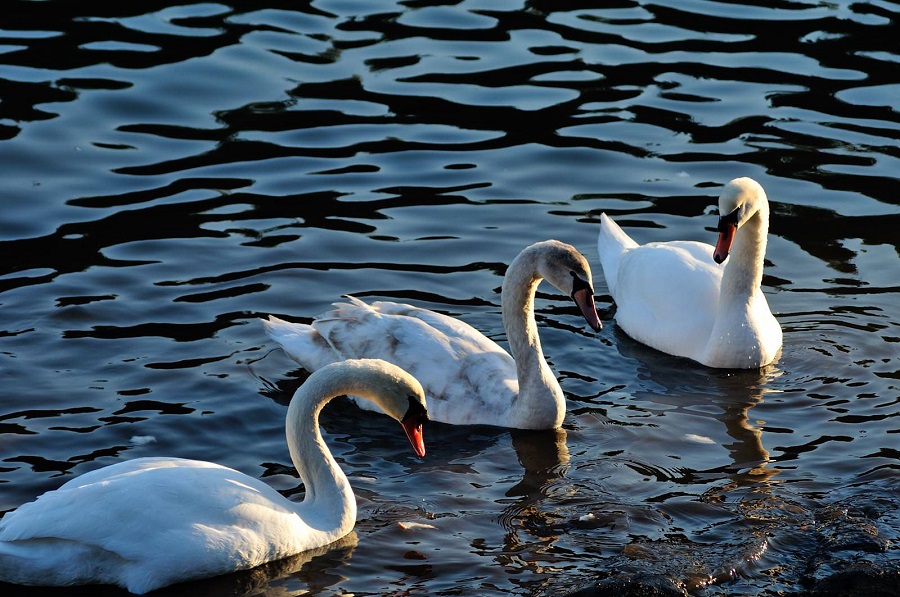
[{"left": 1, "top": 1, "right": 898, "bottom": 595}]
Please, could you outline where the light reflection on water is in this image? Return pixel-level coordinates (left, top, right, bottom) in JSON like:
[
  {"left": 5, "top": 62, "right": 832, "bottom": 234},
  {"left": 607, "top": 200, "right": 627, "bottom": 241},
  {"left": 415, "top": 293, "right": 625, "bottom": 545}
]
[{"left": 1, "top": 0, "right": 898, "bottom": 595}]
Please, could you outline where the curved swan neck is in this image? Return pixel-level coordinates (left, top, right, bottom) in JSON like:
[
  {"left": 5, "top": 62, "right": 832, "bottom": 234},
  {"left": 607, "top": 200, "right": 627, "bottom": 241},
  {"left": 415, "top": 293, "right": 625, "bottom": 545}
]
[
  {"left": 285, "top": 370, "right": 357, "bottom": 532},
  {"left": 501, "top": 247, "right": 565, "bottom": 427},
  {"left": 501, "top": 263, "right": 544, "bottom": 366},
  {"left": 722, "top": 203, "right": 769, "bottom": 299}
]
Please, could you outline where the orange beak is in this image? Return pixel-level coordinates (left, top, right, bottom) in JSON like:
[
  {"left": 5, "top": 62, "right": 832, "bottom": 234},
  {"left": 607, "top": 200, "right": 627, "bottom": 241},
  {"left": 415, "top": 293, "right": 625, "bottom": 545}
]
[
  {"left": 401, "top": 416, "right": 426, "bottom": 458},
  {"left": 714, "top": 224, "right": 736, "bottom": 264},
  {"left": 572, "top": 287, "right": 602, "bottom": 332}
]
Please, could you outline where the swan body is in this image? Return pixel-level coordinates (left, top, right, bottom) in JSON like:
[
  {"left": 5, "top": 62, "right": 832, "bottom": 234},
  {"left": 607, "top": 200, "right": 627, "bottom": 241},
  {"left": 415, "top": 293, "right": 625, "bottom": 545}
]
[
  {"left": 263, "top": 240, "right": 602, "bottom": 430},
  {"left": 0, "top": 359, "right": 428, "bottom": 594},
  {"left": 596, "top": 177, "right": 782, "bottom": 369}
]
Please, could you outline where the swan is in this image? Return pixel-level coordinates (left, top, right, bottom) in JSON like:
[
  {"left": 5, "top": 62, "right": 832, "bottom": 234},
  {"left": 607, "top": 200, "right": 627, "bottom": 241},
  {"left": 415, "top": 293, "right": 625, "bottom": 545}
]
[
  {"left": 0, "top": 359, "right": 429, "bottom": 594},
  {"left": 262, "top": 240, "right": 602, "bottom": 430},
  {"left": 596, "top": 177, "right": 782, "bottom": 369}
]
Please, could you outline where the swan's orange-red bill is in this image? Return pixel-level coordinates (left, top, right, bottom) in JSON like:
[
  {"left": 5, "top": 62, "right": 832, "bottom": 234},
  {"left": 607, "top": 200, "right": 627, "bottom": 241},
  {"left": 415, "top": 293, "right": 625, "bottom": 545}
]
[
  {"left": 573, "top": 287, "right": 602, "bottom": 331},
  {"left": 402, "top": 417, "right": 426, "bottom": 458},
  {"left": 714, "top": 224, "right": 736, "bottom": 264}
]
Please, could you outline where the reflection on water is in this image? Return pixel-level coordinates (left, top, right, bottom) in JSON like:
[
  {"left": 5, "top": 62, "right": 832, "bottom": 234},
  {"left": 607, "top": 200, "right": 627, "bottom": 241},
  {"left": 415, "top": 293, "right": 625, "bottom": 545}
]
[
  {"left": 1, "top": 0, "right": 898, "bottom": 594},
  {"left": 506, "top": 428, "right": 571, "bottom": 501},
  {"left": 632, "top": 353, "right": 781, "bottom": 490}
]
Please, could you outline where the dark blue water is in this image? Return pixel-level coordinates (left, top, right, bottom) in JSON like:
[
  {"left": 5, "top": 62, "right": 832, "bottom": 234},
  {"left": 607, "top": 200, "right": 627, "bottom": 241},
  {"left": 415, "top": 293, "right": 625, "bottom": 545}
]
[{"left": 1, "top": 1, "right": 898, "bottom": 595}]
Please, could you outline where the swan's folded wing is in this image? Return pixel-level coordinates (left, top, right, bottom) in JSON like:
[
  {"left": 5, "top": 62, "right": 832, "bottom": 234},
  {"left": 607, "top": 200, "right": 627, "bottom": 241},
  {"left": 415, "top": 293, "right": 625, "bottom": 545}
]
[
  {"left": 313, "top": 299, "right": 509, "bottom": 363},
  {"left": 0, "top": 459, "right": 302, "bottom": 561},
  {"left": 312, "top": 299, "right": 517, "bottom": 420},
  {"left": 614, "top": 240, "right": 722, "bottom": 358}
]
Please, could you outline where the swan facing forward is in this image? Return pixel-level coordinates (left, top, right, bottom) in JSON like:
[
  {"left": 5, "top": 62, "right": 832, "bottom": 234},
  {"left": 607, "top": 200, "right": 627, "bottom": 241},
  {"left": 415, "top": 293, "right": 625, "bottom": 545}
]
[
  {"left": 263, "top": 240, "right": 602, "bottom": 430},
  {"left": 596, "top": 177, "right": 782, "bottom": 369},
  {"left": 0, "top": 359, "right": 428, "bottom": 594}
]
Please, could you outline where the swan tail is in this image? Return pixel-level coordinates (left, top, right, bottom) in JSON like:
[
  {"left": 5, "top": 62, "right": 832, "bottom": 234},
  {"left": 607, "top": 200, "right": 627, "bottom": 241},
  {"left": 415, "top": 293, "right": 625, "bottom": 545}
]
[
  {"left": 261, "top": 316, "right": 339, "bottom": 372},
  {"left": 342, "top": 294, "right": 370, "bottom": 309},
  {"left": 596, "top": 213, "right": 637, "bottom": 299},
  {"left": 318, "top": 295, "right": 378, "bottom": 321}
]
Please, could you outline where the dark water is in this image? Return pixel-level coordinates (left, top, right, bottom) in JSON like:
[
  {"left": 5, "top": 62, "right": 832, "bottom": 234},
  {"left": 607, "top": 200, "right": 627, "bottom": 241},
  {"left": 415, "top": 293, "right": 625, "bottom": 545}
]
[{"left": 1, "top": 1, "right": 898, "bottom": 595}]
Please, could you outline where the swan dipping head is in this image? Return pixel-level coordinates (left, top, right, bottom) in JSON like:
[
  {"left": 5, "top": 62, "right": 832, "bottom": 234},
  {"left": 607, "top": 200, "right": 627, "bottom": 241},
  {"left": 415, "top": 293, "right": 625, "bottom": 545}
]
[
  {"left": 713, "top": 177, "right": 768, "bottom": 264},
  {"left": 314, "top": 359, "right": 429, "bottom": 457}
]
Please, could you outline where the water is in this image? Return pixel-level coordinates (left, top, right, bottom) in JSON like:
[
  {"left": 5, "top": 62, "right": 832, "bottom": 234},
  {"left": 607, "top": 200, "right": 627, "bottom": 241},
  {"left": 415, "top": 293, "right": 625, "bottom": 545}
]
[{"left": 1, "top": 1, "right": 898, "bottom": 595}]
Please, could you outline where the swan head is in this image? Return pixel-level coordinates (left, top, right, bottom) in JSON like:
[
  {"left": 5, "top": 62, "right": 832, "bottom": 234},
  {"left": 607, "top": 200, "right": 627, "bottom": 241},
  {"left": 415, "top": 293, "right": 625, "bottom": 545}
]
[
  {"left": 322, "top": 359, "right": 429, "bottom": 457},
  {"left": 531, "top": 240, "right": 603, "bottom": 332},
  {"left": 713, "top": 177, "right": 767, "bottom": 264}
]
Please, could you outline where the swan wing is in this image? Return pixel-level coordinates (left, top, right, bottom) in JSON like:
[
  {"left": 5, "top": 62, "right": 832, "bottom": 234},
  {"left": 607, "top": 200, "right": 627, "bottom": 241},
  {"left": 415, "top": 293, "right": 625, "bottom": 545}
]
[
  {"left": 265, "top": 298, "right": 518, "bottom": 424},
  {"left": 610, "top": 240, "right": 723, "bottom": 360}
]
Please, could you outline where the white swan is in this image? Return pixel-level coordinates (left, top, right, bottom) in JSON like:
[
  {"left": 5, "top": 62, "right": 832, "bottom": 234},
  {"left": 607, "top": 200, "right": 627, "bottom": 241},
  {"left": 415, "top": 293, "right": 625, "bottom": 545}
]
[
  {"left": 596, "top": 177, "right": 782, "bottom": 369},
  {"left": 262, "top": 240, "right": 602, "bottom": 430},
  {"left": 0, "top": 359, "right": 428, "bottom": 594}
]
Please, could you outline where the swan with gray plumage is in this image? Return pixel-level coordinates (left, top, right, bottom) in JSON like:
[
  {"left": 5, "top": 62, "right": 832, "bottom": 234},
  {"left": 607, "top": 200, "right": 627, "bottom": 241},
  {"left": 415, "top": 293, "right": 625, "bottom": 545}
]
[
  {"left": 596, "top": 177, "right": 782, "bottom": 368},
  {"left": 0, "top": 359, "right": 428, "bottom": 594},
  {"left": 263, "top": 240, "right": 602, "bottom": 430}
]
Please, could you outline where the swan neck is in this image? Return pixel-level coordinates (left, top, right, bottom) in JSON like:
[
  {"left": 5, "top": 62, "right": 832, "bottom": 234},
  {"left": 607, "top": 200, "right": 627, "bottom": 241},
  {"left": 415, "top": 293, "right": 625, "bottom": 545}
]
[
  {"left": 502, "top": 267, "right": 543, "bottom": 367},
  {"left": 722, "top": 206, "right": 768, "bottom": 298},
  {"left": 285, "top": 374, "right": 356, "bottom": 532},
  {"left": 501, "top": 251, "right": 564, "bottom": 426}
]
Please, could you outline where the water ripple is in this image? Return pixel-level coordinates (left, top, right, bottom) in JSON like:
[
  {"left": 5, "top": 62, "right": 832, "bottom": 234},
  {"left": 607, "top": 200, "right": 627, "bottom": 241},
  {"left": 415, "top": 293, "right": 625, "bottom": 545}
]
[{"left": 1, "top": 1, "right": 898, "bottom": 595}]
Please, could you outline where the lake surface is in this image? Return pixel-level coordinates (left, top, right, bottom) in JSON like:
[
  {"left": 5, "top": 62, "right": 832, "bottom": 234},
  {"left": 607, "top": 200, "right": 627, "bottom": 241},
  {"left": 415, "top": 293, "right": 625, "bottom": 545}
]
[{"left": 1, "top": 1, "right": 898, "bottom": 595}]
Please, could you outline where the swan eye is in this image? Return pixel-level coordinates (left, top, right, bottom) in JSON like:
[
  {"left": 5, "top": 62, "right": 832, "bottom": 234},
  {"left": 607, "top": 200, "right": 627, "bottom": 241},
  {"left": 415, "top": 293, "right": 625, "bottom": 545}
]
[
  {"left": 569, "top": 271, "right": 593, "bottom": 297},
  {"left": 403, "top": 395, "right": 429, "bottom": 423},
  {"left": 717, "top": 206, "right": 740, "bottom": 231}
]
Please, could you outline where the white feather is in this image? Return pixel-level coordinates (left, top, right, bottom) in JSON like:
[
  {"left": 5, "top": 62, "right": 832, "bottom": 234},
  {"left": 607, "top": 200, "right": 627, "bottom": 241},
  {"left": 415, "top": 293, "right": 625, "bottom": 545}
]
[
  {"left": 263, "top": 240, "right": 602, "bottom": 430},
  {"left": 0, "top": 359, "right": 427, "bottom": 594},
  {"left": 596, "top": 177, "right": 782, "bottom": 369}
]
